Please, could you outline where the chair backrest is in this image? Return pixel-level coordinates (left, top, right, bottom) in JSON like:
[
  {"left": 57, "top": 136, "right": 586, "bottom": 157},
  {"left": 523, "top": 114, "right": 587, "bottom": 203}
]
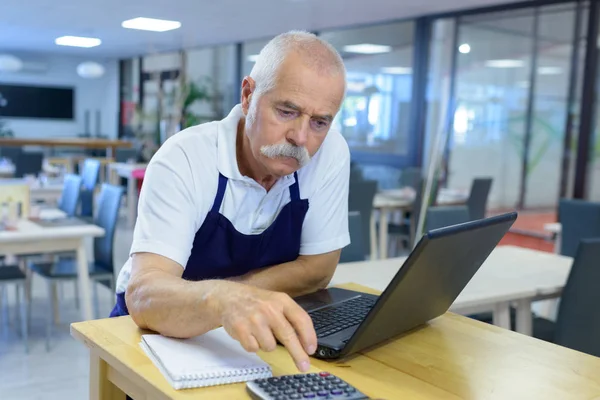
[
  {"left": 93, "top": 184, "right": 124, "bottom": 271},
  {"left": 80, "top": 158, "right": 100, "bottom": 190},
  {"left": 115, "top": 148, "right": 138, "bottom": 163},
  {"left": 0, "top": 146, "right": 23, "bottom": 163},
  {"left": 559, "top": 199, "right": 600, "bottom": 258},
  {"left": 399, "top": 167, "right": 421, "bottom": 190},
  {"left": 425, "top": 205, "right": 471, "bottom": 232},
  {"left": 14, "top": 152, "right": 44, "bottom": 178},
  {"left": 339, "top": 211, "right": 365, "bottom": 263},
  {"left": 58, "top": 174, "right": 83, "bottom": 217},
  {"left": 348, "top": 179, "right": 378, "bottom": 257},
  {"left": 554, "top": 239, "right": 600, "bottom": 357},
  {"left": 466, "top": 177, "right": 493, "bottom": 220}
]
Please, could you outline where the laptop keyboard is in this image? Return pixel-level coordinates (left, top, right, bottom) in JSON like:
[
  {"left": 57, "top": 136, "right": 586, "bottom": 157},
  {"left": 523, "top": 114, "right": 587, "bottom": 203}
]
[{"left": 309, "top": 296, "right": 376, "bottom": 338}]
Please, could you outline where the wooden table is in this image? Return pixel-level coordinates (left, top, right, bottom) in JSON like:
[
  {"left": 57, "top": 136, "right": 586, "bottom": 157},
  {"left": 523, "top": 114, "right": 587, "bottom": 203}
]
[
  {"left": 1, "top": 218, "right": 105, "bottom": 321},
  {"left": 0, "top": 137, "right": 132, "bottom": 158},
  {"left": 331, "top": 246, "right": 573, "bottom": 336},
  {"left": 71, "top": 283, "right": 600, "bottom": 400}
]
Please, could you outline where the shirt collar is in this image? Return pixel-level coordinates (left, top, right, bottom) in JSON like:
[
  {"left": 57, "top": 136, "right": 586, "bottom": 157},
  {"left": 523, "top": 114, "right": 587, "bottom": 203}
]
[{"left": 217, "top": 104, "right": 295, "bottom": 186}]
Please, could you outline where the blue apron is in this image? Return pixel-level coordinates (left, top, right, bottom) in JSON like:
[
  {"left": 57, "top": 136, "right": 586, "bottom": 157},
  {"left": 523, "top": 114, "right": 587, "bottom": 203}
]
[{"left": 110, "top": 172, "right": 309, "bottom": 317}]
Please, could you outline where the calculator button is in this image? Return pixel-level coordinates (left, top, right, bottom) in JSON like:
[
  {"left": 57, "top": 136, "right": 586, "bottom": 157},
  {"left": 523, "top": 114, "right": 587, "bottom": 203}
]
[
  {"left": 285, "top": 388, "right": 296, "bottom": 395},
  {"left": 337, "top": 382, "right": 348, "bottom": 389},
  {"left": 319, "top": 372, "right": 330, "bottom": 377},
  {"left": 331, "top": 389, "right": 343, "bottom": 395},
  {"left": 325, "top": 375, "right": 336, "bottom": 380},
  {"left": 317, "top": 390, "right": 329, "bottom": 397},
  {"left": 325, "top": 384, "right": 335, "bottom": 390},
  {"left": 345, "top": 387, "right": 357, "bottom": 393},
  {"left": 290, "top": 395, "right": 301, "bottom": 400},
  {"left": 298, "top": 387, "right": 308, "bottom": 393},
  {"left": 303, "top": 393, "right": 316, "bottom": 398},
  {"left": 275, "top": 396, "right": 287, "bottom": 400}
]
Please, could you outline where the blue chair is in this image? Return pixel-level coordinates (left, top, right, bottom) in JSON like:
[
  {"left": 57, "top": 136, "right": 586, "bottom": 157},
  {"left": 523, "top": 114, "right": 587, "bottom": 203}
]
[
  {"left": 348, "top": 179, "right": 378, "bottom": 259},
  {"left": 340, "top": 211, "right": 365, "bottom": 263},
  {"left": 79, "top": 159, "right": 101, "bottom": 217},
  {"left": 466, "top": 178, "right": 493, "bottom": 220},
  {"left": 532, "top": 239, "right": 600, "bottom": 357},
  {"left": 57, "top": 174, "right": 83, "bottom": 217},
  {"left": 558, "top": 199, "right": 600, "bottom": 258},
  {"left": 0, "top": 265, "right": 28, "bottom": 352},
  {"left": 29, "top": 183, "right": 124, "bottom": 350}
]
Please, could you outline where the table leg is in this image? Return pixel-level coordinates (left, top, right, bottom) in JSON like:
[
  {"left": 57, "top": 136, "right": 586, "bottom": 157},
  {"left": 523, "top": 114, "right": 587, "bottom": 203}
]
[
  {"left": 127, "top": 177, "right": 137, "bottom": 228},
  {"left": 370, "top": 212, "right": 377, "bottom": 260},
  {"left": 76, "top": 241, "right": 93, "bottom": 321},
  {"left": 90, "top": 352, "right": 126, "bottom": 400},
  {"left": 492, "top": 302, "right": 511, "bottom": 330},
  {"left": 379, "top": 209, "right": 389, "bottom": 259},
  {"left": 554, "top": 232, "right": 562, "bottom": 254},
  {"left": 515, "top": 299, "right": 533, "bottom": 336}
]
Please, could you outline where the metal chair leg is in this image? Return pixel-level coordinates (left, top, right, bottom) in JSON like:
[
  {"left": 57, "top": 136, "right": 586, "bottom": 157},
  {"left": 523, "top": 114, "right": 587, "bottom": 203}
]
[
  {"left": 74, "top": 281, "right": 80, "bottom": 310},
  {"left": 93, "top": 281, "right": 100, "bottom": 319},
  {"left": 15, "top": 284, "right": 21, "bottom": 337},
  {"left": 46, "top": 281, "right": 54, "bottom": 352},
  {"left": 19, "top": 283, "right": 28, "bottom": 353}
]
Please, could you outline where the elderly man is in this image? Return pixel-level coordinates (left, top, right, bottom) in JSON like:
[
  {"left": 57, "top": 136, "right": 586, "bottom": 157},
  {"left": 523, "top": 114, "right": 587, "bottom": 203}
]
[{"left": 110, "top": 31, "right": 349, "bottom": 373}]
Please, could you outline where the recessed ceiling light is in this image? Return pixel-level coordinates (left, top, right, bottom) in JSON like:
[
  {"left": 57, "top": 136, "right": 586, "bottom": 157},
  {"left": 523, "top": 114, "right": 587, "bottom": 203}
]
[
  {"left": 458, "top": 43, "right": 471, "bottom": 54},
  {"left": 121, "top": 17, "right": 181, "bottom": 32},
  {"left": 381, "top": 67, "right": 413, "bottom": 75},
  {"left": 343, "top": 44, "right": 392, "bottom": 54},
  {"left": 247, "top": 54, "right": 259, "bottom": 63},
  {"left": 55, "top": 36, "right": 101, "bottom": 48},
  {"left": 484, "top": 59, "right": 525, "bottom": 68},
  {"left": 538, "top": 66, "right": 562, "bottom": 75}
]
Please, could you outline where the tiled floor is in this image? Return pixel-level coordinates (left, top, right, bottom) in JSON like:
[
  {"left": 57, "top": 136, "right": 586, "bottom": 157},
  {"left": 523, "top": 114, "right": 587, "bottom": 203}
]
[{"left": 0, "top": 213, "right": 133, "bottom": 400}]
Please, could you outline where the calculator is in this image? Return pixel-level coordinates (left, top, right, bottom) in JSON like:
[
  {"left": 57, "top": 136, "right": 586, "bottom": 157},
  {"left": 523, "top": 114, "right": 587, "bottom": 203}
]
[{"left": 246, "top": 371, "right": 369, "bottom": 400}]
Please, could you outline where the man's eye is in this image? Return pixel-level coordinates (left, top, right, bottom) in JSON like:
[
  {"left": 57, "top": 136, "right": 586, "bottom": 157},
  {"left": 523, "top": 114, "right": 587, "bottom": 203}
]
[
  {"left": 312, "top": 120, "right": 329, "bottom": 130},
  {"left": 278, "top": 109, "right": 296, "bottom": 117}
]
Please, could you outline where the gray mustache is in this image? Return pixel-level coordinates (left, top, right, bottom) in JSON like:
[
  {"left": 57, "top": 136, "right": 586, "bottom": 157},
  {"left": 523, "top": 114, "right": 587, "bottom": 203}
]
[{"left": 260, "top": 143, "right": 311, "bottom": 167}]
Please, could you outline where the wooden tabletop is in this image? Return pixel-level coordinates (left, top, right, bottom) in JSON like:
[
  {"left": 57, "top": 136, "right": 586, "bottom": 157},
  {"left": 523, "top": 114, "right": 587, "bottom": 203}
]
[
  {"left": 70, "top": 283, "right": 600, "bottom": 400},
  {"left": 0, "top": 137, "right": 132, "bottom": 149}
]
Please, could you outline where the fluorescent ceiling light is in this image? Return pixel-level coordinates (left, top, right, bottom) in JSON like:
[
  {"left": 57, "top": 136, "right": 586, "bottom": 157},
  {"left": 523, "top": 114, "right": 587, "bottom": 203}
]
[
  {"left": 247, "top": 54, "right": 259, "bottom": 63},
  {"left": 485, "top": 59, "right": 525, "bottom": 68},
  {"left": 343, "top": 44, "right": 392, "bottom": 54},
  {"left": 381, "top": 67, "right": 412, "bottom": 75},
  {"left": 538, "top": 66, "right": 562, "bottom": 75},
  {"left": 122, "top": 17, "right": 181, "bottom": 32},
  {"left": 55, "top": 36, "right": 101, "bottom": 48},
  {"left": 458, "top": 43, "right": 471, "bottom": 54}
]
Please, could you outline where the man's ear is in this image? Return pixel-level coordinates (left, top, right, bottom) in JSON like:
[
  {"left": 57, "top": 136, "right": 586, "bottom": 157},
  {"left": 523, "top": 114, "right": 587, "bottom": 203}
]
[{"left": 240, "top": 77, "right": 256, "bottom": 115}]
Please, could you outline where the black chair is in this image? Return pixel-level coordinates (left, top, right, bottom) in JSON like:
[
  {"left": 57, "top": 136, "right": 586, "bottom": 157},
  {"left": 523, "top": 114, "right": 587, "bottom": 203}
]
[
  {"left": 340, "top": 211, "right": 366, "bottom": 263},
  {"left": 399, "top": 167, "right": 421, "bottom": 190},
  {"left": 425, "top": 205, "right": 471, "bottom": 231},
  {"left": 0, "top": 146, "right": 23, "bottom": 163},
  {"left": 466, "top": 178, "right": 493, "bottom": 220},
  {"left": 79, "top": 159, "right": 101, "bottom": 217},
  {"left": 558, "top": 199, "right": 600, "bottom": 258},
  {"left": 58, "top": 174, "right": 83, "bottom": 217},
  {"left": 14, "top": 152, "right": 44, "bottom": 178},
  {"left": 0, "top": 265, "right": 28, "bottom": 352},
  {"left": 532, "top": 239, "right": 600, "bottom": 357},
  {"left": 348, "top": 179, "right": 378, "bottom": 259},
  {"left": 29, "top": 183, "right": 124, "bottom": 350},
  {"left": 388, "top": 178, "right": 425, "bottom": 250}
]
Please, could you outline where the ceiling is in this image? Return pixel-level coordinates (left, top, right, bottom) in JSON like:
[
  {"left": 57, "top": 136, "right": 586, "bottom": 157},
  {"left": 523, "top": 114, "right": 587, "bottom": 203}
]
[{"left": 0, "top": 0, "right": 522, "bottom": 59}]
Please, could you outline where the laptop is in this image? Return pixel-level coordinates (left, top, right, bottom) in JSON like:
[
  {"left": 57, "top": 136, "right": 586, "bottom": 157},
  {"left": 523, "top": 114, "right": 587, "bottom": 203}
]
[{"left": 294, "top": 211, "right": 517, "bottom": 360}]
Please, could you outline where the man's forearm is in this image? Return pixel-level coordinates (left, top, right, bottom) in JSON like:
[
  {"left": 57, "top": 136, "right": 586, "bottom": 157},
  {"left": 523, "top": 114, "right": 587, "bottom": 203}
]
[
  {"left": 232, "top": 252, "right": 339, "bottom": 297},
  {"left": 126, "top": 269, "right": 224, "bottom": 338}
]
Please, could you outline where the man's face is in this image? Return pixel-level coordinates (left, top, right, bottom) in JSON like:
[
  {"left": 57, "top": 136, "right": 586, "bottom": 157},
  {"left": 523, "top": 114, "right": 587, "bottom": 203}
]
[{"left": 241, "top": 53, "right": 345, "bottom": 178}]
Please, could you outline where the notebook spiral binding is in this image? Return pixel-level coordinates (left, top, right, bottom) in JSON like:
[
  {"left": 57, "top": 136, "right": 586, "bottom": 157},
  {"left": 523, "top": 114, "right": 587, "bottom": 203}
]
[{"left": 175, "top": 366, "right": 272, "bottom": 389}]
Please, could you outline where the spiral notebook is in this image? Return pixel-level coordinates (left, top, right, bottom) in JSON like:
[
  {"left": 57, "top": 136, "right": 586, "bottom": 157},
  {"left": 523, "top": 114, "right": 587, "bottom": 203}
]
[{"left": 140, "top": 327, "right": 272, "bottom": 390}]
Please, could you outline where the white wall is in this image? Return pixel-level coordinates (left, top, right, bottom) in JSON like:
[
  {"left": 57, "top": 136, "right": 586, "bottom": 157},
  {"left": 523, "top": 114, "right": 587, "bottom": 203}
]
[{"left": 0, "top": 54, "right": 119, "bottom": 139}]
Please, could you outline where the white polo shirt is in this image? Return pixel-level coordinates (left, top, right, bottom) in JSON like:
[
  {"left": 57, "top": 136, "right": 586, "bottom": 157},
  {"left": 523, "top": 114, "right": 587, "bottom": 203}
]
[{"left": 115, "top": 104, "right": 351, "bottom": 293}]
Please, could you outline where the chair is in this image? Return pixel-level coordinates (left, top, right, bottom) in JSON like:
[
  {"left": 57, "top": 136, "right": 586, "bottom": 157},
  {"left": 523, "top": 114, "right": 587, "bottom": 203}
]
[
  {"left": 340, "top": 211, "right": 365, "bottom": 263},
  {"left": 388, "top": 178, "right": 425, "bottom": 250},
  {"left": 14, "top": 152, "right": 44, "bottom": 178},
  {"left": 28, "top": 183, "right": 124, "bottom": 350},
  {"left": 57, "top": 174, "right": 83, "bottom": 217},
  {"left": 79, "top": 159, "right": 101, "bottom": 217},
  {"left": 399, "top": 167, "right": 421, "bottom": 190},
  {"left": 558, "top": 199, "right": 600, "bottom": 258},
  {"left": 0, "top": 265, "right": 28, "bottom": 352},
  {"left": 532, "top": 239, "right": 600, "bottom": 357},
  {"left": 348, "top": 179, "right": 378, "bottom": 259},
  {"left": 466, "top": 178, "right": 493, "bottom": 220},
  {"left": 424, "top": 205, "right": 471, "bottom": 232}
]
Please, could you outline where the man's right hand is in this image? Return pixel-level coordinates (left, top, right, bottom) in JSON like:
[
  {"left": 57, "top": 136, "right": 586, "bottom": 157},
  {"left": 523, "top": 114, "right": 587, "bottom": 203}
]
[{"left": 213, "top": 282, "right": 318, "bottom": 372}]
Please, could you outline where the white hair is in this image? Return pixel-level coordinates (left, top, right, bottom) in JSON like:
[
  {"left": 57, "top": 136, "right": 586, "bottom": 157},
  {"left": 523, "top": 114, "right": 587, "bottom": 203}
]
[{"left": 249, "top": 30, "right": 347, "bottom": 99}]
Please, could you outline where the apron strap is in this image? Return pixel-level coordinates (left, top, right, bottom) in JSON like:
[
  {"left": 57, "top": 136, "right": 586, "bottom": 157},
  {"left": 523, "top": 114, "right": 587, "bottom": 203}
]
[
  {"left": 211, "top": 173, "right": 228, "bottom": 213},
  {"left": 289, "top": 172, "right": 300, "bottom": 201}
]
